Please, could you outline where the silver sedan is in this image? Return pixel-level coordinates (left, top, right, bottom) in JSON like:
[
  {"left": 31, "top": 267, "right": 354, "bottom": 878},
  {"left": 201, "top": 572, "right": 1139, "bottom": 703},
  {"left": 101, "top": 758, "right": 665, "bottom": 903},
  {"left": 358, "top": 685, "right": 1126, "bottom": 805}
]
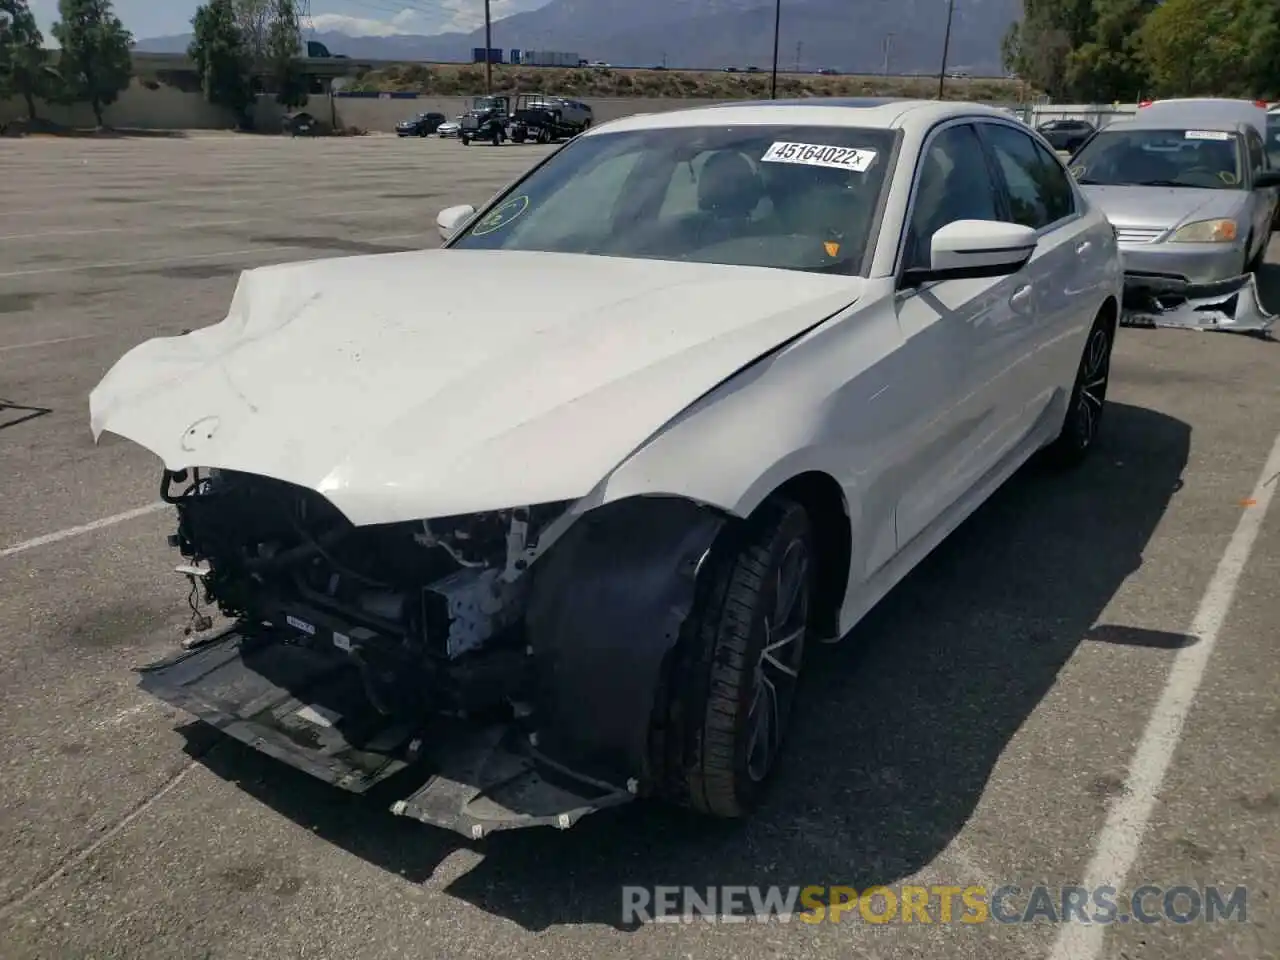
[{"left": 1070, "top": 113, "right": 1280, "bottom": 332}]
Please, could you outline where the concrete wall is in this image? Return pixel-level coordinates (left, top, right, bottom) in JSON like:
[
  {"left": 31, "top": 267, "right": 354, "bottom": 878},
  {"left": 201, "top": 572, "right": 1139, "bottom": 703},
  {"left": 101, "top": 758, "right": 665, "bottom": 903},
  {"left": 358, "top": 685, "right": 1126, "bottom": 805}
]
[
  {"left": 1, "top": 82, "right": 1143, "bottom": 133},
  {"left": 0, "top": 79, "right": 239, "bottom": 129}
]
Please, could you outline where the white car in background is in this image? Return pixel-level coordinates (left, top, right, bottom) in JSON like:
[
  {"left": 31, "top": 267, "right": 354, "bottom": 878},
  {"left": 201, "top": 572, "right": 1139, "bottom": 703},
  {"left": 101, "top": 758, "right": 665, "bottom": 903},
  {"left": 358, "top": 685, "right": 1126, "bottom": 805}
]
[
  {"left": 437, "top": 116, "right": 463, "bottom": 138},
  {"left": 89, "top": 97, "right": 1123, "bottom": 839}
]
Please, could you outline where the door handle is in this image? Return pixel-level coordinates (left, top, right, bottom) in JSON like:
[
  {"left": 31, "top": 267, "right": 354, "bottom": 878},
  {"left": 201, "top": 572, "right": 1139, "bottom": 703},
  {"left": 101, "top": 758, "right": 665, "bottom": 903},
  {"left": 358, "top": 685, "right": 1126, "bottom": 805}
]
[
  {"left": 1076, "top": 241, "right": 1092, "bottom": 255},
  {"left": 1009, "top": 284, "right": 1034, "bottom": 310}
]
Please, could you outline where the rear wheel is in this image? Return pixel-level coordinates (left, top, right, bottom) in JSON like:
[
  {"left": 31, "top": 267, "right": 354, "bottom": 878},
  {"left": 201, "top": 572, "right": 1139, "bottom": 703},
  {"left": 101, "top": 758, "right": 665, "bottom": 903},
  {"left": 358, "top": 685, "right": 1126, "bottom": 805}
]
[
  {"left": 665, "top": 497, "right": 815, "bottom": 818},
  {"left": 1044, "top": 309, "right": 1114, "bottom": 467}
]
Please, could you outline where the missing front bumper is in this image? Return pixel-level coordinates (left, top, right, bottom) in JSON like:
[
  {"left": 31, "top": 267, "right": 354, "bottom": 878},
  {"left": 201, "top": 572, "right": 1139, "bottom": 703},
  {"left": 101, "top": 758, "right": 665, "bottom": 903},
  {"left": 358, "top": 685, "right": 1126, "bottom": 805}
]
[
  {"left": 1121, "top": 273, "right": 1276, "bottom": 337},
  {"left": 138, "top": 628, "right": 634, "bottom": 838}
]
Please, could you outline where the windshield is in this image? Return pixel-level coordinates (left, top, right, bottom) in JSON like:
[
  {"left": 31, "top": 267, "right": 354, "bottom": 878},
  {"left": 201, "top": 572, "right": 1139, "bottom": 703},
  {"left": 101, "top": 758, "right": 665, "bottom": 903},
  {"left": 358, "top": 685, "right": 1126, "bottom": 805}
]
[
  {"left": 1069, "top": 127, "right": 1245, "bottom": 189},
  {"left": 1268, "top": 116, "right": 1280, "bottom": 167},
  {"left": 449, "top": 124, "right": 897, "bottom": 276}
]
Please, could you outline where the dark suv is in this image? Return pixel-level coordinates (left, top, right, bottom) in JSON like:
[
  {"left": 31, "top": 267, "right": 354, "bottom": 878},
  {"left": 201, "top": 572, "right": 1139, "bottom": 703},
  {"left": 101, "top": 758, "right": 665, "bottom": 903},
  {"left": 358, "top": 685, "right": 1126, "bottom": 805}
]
[
  {"left": 1035, "top": 118, "right": 1097, "bottom": 154},
  {"left": 396, "top": 112, "right": 447, "bottom": 138}
]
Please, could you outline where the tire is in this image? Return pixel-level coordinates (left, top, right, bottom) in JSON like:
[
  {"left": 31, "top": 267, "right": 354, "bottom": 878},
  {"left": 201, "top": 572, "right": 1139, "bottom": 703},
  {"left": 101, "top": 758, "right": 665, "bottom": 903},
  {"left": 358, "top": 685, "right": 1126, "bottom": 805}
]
[
  {"left": 664, "top": 496, "right": 816, "bottom": 818},
  {"left": 419, "top": 127, "right": 429, "bottom": 138},
  {"left": 461, "top": 135, "right": 470, "bottom": 146},
  {"left": 1043, "top": 308, "right": 1114, "bottom": 468}
]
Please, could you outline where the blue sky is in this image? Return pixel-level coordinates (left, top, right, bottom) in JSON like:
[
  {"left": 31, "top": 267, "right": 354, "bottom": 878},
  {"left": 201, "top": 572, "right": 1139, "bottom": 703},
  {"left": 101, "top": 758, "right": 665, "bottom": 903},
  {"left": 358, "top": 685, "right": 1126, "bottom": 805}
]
[{"left": 27, "top": 0, "right": 551, "bottom": 40}]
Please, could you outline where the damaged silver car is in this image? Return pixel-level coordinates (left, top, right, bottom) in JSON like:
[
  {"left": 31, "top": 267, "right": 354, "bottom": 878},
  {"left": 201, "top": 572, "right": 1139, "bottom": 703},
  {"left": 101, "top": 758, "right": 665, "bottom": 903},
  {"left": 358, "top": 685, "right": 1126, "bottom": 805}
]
[{"left": 1068, "top": 103, "right": 1280, "bottom": 335}]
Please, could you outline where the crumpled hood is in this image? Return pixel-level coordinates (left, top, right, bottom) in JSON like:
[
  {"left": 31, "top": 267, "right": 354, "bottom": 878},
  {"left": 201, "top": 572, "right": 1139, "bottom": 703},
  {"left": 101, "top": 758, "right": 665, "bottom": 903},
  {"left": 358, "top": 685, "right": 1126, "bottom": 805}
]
[
  {"left": 1081, "top": 184, "right": 1249, "bottom": 233},
  {"left": 90, "top": 249, "right": 865, "bottom": 525}
]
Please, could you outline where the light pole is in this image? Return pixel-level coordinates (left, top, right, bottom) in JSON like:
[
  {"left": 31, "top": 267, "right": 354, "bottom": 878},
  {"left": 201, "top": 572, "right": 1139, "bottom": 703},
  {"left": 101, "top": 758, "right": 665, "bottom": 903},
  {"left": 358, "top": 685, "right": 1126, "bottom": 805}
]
[
  {"left": 770, "top": 0, "right": 782, "bottom": 99},
  {"left": 882, "top": 33, "right": 894, "bottom": 75},
  {"left": 484, "top": 0, "right": 493, "bottom": 94},
  {"left": 936, "top": 0, "right": 954, "bottom": 100}
]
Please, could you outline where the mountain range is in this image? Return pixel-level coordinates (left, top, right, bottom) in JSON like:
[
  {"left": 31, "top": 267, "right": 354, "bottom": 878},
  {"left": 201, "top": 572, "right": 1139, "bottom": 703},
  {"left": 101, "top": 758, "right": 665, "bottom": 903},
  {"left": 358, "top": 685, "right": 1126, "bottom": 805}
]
[{"left": 136, "top": 0, "right": 1021, "bottom": 76}]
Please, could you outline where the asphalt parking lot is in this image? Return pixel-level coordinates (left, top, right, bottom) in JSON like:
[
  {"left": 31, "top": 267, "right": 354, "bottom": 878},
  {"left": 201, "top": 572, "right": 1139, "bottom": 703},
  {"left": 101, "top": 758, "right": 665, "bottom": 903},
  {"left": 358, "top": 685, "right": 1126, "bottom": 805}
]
[{"left": 1, "top": 133, "right": 1278, "bottom": 960}]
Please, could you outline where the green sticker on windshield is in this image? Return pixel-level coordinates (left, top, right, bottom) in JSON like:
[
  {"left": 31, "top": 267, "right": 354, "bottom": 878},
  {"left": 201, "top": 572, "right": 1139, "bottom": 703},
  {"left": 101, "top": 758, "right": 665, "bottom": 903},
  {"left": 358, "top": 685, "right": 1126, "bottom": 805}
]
[
  {"left": 472, "top": 195, "right": 530, "bottom": 236},
  {"left": 1218, "top": 170, "right": 1239, "bottom": 185},
  {"left": 1068, "top": 164, "right": 1086, "bottom": 179}
]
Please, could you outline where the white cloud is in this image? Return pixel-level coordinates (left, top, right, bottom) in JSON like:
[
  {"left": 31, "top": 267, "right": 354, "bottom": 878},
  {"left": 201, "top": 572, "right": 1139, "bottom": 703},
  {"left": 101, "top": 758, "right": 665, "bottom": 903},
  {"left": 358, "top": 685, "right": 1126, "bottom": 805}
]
[
  {"left": 306, "top": 0, "right": 545, "bottom": 38},
  {"left": 305, "top": 10, "right": 428, "bottom": 37}
]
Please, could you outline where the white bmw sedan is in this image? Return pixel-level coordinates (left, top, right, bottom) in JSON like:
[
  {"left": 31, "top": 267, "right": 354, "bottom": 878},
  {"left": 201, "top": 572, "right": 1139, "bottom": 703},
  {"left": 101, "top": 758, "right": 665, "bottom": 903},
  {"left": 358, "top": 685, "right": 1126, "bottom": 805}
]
[{"left": 89, "top": 98, "right": 1123, "bottom": 839}]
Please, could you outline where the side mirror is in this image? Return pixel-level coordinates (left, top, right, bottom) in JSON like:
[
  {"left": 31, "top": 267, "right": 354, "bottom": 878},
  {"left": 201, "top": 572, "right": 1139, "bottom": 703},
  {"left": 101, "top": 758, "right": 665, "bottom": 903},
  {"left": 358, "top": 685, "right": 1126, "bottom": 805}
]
[
  {"left": 436, "top": 203, "right": 476, "bottom": 242},
  {"left": 902, "top": 219, "right": 1038, "bottom": 286},
  {"left": 1253, "top": 170, "right": 1280, "bottom": 189}
]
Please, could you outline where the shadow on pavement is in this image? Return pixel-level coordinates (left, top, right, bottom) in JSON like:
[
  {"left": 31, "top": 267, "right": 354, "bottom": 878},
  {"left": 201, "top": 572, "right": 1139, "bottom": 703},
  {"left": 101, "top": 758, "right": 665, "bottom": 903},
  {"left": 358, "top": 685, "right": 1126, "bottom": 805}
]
[{"left": 183, "top": 400, "right": 1191, "bottom": 931}]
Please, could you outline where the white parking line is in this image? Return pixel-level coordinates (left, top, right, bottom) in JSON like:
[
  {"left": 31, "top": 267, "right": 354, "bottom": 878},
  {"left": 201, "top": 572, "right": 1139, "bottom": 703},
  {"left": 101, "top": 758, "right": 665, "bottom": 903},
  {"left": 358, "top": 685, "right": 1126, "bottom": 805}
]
[
  {"left": 0, "top": 205, "right": 415, "bottom": 241},
  {"left": 0, "top": 231, "right": 429, "bottom": 279},
  {"left": 0, "top": 502, "right": 168, "bottom": 560},
  {"left": 0, "top": 334, "right": 102, "bottom": 353},
  {"left": 1048, "top": 428, "right": 1280, "bottom": 960}
]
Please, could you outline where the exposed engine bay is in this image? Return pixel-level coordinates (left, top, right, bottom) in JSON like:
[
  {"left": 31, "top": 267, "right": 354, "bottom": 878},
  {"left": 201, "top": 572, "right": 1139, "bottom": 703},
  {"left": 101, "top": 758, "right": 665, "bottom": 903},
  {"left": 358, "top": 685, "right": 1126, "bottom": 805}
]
[
  {"left": 140, "top": 470, "right": 725, "bottom": 838},
  {"left": 1120, "top": 272, "right": 1276, "bottom": 337},
  {"left": 162, "top": 467, "right": 569, "bottom": 722}
]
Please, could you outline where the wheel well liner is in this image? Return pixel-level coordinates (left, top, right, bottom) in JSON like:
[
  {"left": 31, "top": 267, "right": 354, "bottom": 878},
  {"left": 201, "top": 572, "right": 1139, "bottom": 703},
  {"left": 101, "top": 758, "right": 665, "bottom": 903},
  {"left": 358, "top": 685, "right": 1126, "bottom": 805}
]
[
  {"left": 1099, "top": 295, "right": 1119, "bottom": 335},
  {"left": 524, "top": 495, "right": 728, "bottom": 786},
  {"left": 771, "top": 471, "right": 851, "bottom": 639}
]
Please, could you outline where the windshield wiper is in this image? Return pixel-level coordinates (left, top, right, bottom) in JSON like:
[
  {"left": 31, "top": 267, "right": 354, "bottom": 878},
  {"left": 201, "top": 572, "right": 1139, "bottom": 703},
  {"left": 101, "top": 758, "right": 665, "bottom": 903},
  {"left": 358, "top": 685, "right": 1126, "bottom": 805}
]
[{"left": 1129, "top": 179, "right": 1195, "bottom": 187}]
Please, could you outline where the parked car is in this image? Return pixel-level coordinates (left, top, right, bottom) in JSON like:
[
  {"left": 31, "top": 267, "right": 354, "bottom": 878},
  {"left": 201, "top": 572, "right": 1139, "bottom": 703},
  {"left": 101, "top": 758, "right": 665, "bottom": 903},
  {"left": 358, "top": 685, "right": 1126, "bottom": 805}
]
[
  {"left": 1138, "top": 98, "right": 1270, "bottom": 138},
  {"left": 437, "top": 116, "right": 463, "bottom": 138},
  {"left": 90, "top": 99, "right": 1123, "bottom": 840},
  {"left": 282, "top": 111, "right": 319, "bottom": 137},
  {"left": 1266, "top": 105, "right": 1280, "bottom": 168},
  {"left": 1036, "top": 118, "right": 1096, "bottom": 153},
  {"left": 396, "top": 111, "right": 447, "bottom": 137},
  {"left": 1068, "top": 105, "right": 1280, "bottom": 333}
]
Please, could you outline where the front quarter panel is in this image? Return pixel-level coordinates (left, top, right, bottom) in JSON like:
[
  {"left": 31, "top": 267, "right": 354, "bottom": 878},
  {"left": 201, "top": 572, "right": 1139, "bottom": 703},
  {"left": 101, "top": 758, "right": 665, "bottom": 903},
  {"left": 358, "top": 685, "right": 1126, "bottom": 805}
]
[{"left": 596, "top": 285, "right": 906, "bottom": 580}]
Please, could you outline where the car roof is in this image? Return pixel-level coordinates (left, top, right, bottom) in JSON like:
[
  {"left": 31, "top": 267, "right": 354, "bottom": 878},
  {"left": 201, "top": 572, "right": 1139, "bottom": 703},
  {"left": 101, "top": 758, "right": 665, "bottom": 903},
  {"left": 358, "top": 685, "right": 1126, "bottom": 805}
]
[
  {"left": 1129, "top": 100, "right": 1266, "bottom": 136},
  {"left": 582, "top": 98, "right": 1021, "bottom": 136}
]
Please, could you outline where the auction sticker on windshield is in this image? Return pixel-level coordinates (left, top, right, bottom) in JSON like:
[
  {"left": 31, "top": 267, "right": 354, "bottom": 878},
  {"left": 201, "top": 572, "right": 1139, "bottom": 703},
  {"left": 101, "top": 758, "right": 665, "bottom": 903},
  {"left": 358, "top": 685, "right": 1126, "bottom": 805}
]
[
  {"left": 761, "top": 142, "right": 877, "bottom": 172},
  {"left": 472, "top": 195, "right": 530, "bottom": 236},
  {"left": 1185, "top": 130, "right": 1232, "bottom": 141}
]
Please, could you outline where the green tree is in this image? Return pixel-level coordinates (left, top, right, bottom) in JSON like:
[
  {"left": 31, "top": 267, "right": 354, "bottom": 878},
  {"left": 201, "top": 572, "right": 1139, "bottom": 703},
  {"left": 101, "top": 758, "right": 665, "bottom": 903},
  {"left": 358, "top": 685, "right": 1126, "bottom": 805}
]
[
  {"left": 1067, "top": 0, "right": 1158, "bottom": 102},
  {"left": 265, "top": 0, "right": 306, "bottom": 108},
  {"left": 51, "top": 0, "right": 133, "bottom": 127},
  {"left": 188, "top": 0, "right": 253, "bottom": 126},
  {"left": 233, "top": 0, "right": 272, "bottom": 65},
  {"left": 0, "top": 0, "right": 56, "bottom": 120},
  {"left": 1001, "top": 0, "right": 1082, "bottom": 100},
  {"left": 1136, "top": 0, "right": 1273, "bottom": 97}
]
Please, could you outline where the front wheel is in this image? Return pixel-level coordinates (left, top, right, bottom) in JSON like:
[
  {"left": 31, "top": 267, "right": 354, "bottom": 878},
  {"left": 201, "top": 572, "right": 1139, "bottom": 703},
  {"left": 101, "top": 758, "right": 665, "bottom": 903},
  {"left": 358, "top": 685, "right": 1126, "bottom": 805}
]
[
  {"left": 1043, "top": 309, "right": 1114, "bottom": 467},
  {"left": 665, "top": 496, "right": 815, "bottom": 818},
  {"left": 460, "top": 134, "right": 471, "bottom": 146}
]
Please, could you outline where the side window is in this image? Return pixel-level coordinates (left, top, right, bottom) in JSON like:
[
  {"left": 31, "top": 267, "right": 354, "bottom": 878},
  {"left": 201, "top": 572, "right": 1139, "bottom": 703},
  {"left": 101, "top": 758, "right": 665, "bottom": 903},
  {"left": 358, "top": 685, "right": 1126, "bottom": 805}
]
[
  {"left": 904, "top": 124, "right": 1000, "bottom": 270},
  {"left": 1246, "top": 130, "right": 1265, "bottom": 173},
  {"left": 983, "top": 123, "right": 1075, "bottom": 229}
]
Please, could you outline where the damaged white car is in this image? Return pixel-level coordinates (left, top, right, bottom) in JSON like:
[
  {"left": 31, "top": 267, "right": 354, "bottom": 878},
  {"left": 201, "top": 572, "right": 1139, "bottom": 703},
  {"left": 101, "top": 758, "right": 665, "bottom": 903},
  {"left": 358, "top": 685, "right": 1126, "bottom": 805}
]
[{"left": 90, "top": 99, "right": 1123, "bottom": 838}]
